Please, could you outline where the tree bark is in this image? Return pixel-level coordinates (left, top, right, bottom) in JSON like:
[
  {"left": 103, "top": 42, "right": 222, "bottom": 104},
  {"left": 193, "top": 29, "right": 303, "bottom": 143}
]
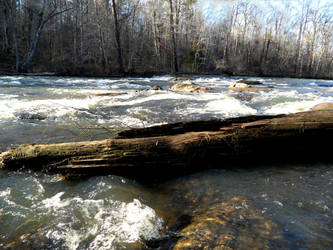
[
  {"left": 20, "top": 0, "right": 48, "bottom": 73},
  {"left": 169, "top": 0, "right": 179, "bottom": 73},
  {"left": 111, "top": 0, "right": 124, "bottom": 75},
  {"left": 1, "top": 110, "right": 333, "bottom": 180},
  {"left": 4, "top": 0, "right": 19, "bottom": 71}
]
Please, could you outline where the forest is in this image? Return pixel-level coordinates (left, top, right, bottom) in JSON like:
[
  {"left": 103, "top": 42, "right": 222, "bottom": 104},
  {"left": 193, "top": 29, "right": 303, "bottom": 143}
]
[{"left": 1, "top": 0, "right": 333, "bottom": 78}]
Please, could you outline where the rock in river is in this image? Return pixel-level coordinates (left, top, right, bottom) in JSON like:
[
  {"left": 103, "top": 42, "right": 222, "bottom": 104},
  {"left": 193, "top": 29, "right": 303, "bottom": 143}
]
[
  {"left": 17, "top": 112, "right": 47, "bottom": 120},
  {"left": 150, "top": 85, "right": 163, "bottom": 90},
  {"left": 168, "top": 77, "right": 195, "bottom": 82},
  {"left": 146, "top": 178, "right": 282, "bottom": 249},
  {"left": 228, "top": 82, "right": 271, "bottom": 93},
  {"left": 312, "top": 103, "right": 333, "bottom": 111},
  {"left": 173, "top": 196, "right": 282, "bottom": 249},
  {"left": 170, "top": 81, "right": 210, "bottom": 93}
]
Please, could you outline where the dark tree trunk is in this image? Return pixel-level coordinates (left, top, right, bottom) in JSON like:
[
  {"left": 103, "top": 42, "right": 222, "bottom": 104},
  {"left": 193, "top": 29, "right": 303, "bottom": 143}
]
[
  {"left": 20, "top": 0, "right": 48, "bottom": 73},
  {"left": 20, "top": 15, "right": 46, "bottom": 72},
  {"left": 111, "top": 0, "right": 124, "bottom": 75},
  {"left": 169, "top": 0, "right": 179, "bottom": 73},
  {"left": 5, "top": 0, "right": 20, "bottom": 71}
]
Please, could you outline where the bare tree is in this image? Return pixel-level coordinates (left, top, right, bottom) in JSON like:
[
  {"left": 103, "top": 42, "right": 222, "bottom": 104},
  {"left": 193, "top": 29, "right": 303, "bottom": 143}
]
[
  {"left": 20, "top": 0, "right": 72, "bottom": 72},
  {"left": 3, "top": 0, "right": 19, "bottom": 71},
  {"left": 168, "top": 0, "right": 179, "bottom": 73},
  {"left": 0, "top": 0, "right": 333, "bottom": 78},
  {"left": 111, "top": 0, "right": 124, "bottom": 74}
]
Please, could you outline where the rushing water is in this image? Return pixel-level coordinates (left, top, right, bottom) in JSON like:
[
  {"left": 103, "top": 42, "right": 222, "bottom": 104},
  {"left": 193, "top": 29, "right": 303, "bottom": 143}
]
[{"left": 0, "top": 75, "right": 332, "bottom": 249}]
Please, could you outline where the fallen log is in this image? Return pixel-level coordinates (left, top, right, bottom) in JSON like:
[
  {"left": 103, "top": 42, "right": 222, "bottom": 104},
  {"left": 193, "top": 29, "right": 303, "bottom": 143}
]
[{"left": 1, "top": 110, "right": 333, "bottom": 180}]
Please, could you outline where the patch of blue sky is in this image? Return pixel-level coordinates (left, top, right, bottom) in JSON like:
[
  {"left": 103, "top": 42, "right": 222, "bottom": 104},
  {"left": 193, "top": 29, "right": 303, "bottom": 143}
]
[{"left": 198, "top": 0, "right": 333, "bottom": 25}]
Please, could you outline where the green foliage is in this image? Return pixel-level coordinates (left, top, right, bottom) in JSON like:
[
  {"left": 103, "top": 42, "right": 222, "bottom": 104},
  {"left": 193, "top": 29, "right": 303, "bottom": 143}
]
[
  {"left": 185, "top": 0, "right": 197, "bottom": 5},
  {"left": 184, "top": 49, "right": 196, "bottom": 65}
]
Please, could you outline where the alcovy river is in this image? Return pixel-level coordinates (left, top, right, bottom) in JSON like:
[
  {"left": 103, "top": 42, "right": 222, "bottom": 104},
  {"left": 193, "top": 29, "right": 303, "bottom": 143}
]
[{"left": 0, "top": 75, "right": 332, "bottom": 249}]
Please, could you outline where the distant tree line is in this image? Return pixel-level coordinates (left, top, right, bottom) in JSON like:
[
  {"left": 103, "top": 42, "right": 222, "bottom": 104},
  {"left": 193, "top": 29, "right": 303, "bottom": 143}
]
[{"left": 1, "top": 0, "right": 333, "bottom": 79}]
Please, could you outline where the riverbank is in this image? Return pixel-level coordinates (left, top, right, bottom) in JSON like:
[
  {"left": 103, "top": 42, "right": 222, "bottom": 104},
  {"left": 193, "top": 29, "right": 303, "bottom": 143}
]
[{"left": 2, "top": 70, "right": 333, "bottom": 81}]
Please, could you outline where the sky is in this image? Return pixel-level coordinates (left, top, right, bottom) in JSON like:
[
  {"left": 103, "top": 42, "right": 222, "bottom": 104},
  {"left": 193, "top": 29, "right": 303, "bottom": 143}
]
[{"left": 197, "top": 0, "right": 333, "bottom": 25}]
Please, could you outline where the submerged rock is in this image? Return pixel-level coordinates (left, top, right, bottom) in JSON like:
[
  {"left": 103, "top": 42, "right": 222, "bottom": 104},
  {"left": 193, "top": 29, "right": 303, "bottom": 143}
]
[
  {"left": 170, "top": 81, "right": 210, "bottom": 93},
  {"left": 233, "top": 93, "right": 256, "bottom": 102},
  {"left": 168, "top": 77, "right": 195, "bottom": 82},
  {"left": 147, "top": 195, "right": 282, "bottom": 249},
  {"left": 173, "top": 196, "right": 282, "bottom": 249},
  {"left": 312, "top": 103, "right": 333, "bottom": 111},
  {"left": 146, "top": 177, "right": 283, "bottom": 249},
  {"left": 17, "top": 112, "right": 47, "bottom": 120},
  {"left": 4, "top": 229, "right": 66, "bottom": 249}
]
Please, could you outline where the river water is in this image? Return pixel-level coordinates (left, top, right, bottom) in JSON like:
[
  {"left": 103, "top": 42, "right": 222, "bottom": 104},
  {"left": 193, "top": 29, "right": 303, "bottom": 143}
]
[{"left": 0, "top": 75, "right": 332, "bottom": 249}]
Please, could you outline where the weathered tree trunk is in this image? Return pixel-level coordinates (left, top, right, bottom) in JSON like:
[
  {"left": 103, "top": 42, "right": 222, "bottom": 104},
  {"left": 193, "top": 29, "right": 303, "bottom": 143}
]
[{"left": 1, "top": 110, "right": 333, "bottom": 180}]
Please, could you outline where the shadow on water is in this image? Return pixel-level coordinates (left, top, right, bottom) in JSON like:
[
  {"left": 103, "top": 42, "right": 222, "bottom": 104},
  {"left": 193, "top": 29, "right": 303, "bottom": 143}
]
[
  {"left": 142, "top": 161, "right": 333, "bottom": 249},
  {"left": 1, "top": 152, "right": 332, "bottom": 249}
]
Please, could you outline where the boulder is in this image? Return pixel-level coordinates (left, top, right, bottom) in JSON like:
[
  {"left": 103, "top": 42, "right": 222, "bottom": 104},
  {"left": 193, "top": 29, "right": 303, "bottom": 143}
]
[
  {"left": 312, "top": 103, "right": 333, "bottom": 111},
  {"left": 168, "top": 77, "right": 195, "bottom": 82},
  {"left": 228, "top": 82, "right": 271, "bottom": 93},
  {"left": 149, "top": 85, "right": 163, "bottom": 90},
  {"left": 170, "top": 81, "right": 210, "bottom": 93},
  {"left": 228, "top": 82, "right": 260, "bottom": 93},
  {"left": 230, "top": 82, "right": 249, "bottom": 88},
  {"left": 325, "top": 88, "right": 333, "bottom": 93}
]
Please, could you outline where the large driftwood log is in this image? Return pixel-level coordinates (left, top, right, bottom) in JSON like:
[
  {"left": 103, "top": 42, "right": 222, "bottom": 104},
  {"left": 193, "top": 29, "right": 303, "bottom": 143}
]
[{"left": 1, "top": 110, "right": 333, "bottom": 179}]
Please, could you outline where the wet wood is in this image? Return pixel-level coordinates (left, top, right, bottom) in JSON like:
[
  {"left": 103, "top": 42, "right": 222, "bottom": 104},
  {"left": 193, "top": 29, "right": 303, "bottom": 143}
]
[{"left": 1, "top": 110, "right": 333, "bottom": 179}]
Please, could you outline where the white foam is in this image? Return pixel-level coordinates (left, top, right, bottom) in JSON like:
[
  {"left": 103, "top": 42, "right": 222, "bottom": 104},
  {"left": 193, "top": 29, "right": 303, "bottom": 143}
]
[
  {"left": 194, "top": 77, "right": 231, "bottom": 86},
  {"left": 89, "top": 199, "right": 162, "bottom": 249},
  {"left": 35, "top": 196, "right": 163, "bottom": 249},
  {"left": 109, "top": 82, "right": 148, "bottom": 90},
  {"left": 151, "top": 75, "right": 172, "bottom": 81},
  {"left": 205, "top": 98, "right": 257, "bottom": 116},
  {"left": 273, "top": 200, "right": 284, "bottom": 207},
  {"left": 0, "top": 187, "right": 11, "bottom": 197},
  {"left": 0, "top": 96, "right": 99, "bottom": 120},
  {"left": 263, "top": 99, "right": 331, "bottom": 115},
  {"left": 42, "top": 192, "right": 70, "bottom": 210}
]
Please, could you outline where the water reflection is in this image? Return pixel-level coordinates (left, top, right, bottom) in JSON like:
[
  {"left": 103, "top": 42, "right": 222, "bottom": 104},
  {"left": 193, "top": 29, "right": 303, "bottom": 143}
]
[{"left": 150, "top": 164, "right": 333, "bottom": 249}]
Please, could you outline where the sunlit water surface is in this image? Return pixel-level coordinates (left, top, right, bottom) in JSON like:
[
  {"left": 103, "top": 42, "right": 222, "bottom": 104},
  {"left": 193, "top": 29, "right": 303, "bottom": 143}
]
[{"left": 0, "top": 75, "right": 332, "bottom": 248}]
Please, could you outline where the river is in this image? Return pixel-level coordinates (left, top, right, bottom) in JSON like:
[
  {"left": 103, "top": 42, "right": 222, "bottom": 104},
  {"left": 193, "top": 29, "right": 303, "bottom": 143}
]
[{"left": 0, "top": 75, "right": 332, "bottom": 249}]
